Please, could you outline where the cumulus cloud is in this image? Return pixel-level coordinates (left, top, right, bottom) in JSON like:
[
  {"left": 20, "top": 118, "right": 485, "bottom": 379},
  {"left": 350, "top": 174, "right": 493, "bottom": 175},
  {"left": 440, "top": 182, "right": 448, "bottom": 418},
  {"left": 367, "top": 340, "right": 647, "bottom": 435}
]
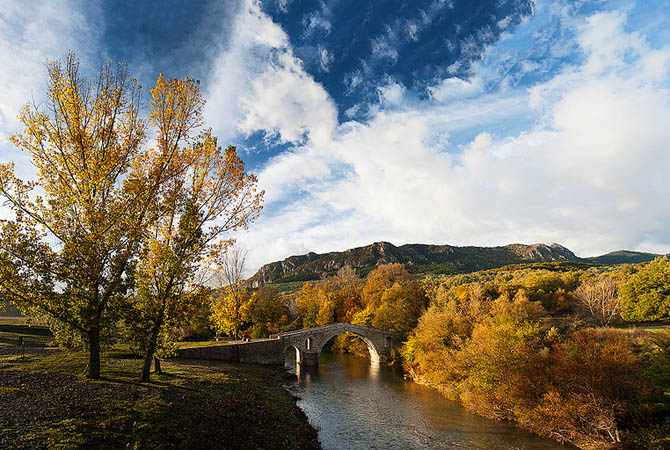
[
  {"left": 205, "top": 0, "right": 337, "bottom": 146},
  {"left": 237, "top": 6, "right": 670, "bottom": 273}
]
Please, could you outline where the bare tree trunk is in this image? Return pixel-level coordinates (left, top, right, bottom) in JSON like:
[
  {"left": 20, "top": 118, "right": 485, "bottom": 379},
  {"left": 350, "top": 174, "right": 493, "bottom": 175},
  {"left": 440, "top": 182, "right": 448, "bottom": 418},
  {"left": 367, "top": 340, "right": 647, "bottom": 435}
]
[
  {"left": 141, "top": 315, "right": 164, "bottom": 382},
  {"left": 88, "top": 328, "right": 101, "bottom": 379},
  {"left": 154, "top": 356, "right": 161, "bottom": 373},
  {"left": 141, "top": 346, "right": 155, "bottom": 382}
]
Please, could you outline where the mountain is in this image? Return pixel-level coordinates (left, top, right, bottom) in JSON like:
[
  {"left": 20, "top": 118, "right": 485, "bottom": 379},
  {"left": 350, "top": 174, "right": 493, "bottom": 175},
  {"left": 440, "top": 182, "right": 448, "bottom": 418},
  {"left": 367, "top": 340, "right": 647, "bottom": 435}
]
[
  {"left": 247, "top": 242, "right": 580, "bottom": 287},
  {"left": 583, "top": 250, "right": 662, "bottom": 265}
]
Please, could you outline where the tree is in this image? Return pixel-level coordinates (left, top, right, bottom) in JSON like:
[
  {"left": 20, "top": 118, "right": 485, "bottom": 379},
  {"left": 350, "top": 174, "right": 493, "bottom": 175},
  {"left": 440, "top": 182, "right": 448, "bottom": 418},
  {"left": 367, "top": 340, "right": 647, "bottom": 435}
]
[
  {"left": 296, "top": 282, "right": 321, "bottom": 329},
  {"left": 126, "top": 74, "right": 263, "bottom": 380},
  {"left": 316, "top": 299, "right": 336, "bottom": 327},
  {"left": 331, "top": 266, "right": 363, "bottom": 322},
  {"left": 620, "top": 257, "right": 670, "bottom": 322},
  {"left": 362, "top": 263, "right": 427, "bottom": 332},
  {"left": 372, "top": 283, "right": 423, "bottom": 333},
  {"left": 209, "top": 246, "right": 253, "bottom": 339},
  {"left": 247, "top": 285, "right": 289, "bottom": 337},
  {"left": 0, "top": 53, "right": 184, "bottom": 378},
  {"left": 362, "top": 263, "right": 417, "bottom": 310},
  {"left": 574, "top": 275, "right": 621, "bottom": 326}
]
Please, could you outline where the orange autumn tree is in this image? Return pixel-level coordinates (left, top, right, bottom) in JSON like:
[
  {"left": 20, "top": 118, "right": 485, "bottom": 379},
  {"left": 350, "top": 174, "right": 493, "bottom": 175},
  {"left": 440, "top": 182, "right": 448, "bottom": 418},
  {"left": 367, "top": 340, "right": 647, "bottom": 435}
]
[{"left": 362, "top": 263, "right": 427, "bottom": 333}]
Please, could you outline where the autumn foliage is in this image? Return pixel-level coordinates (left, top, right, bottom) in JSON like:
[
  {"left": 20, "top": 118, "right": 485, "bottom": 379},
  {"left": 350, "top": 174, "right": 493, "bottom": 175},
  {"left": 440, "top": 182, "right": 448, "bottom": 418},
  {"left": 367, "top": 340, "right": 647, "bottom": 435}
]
[
  {"left": 402, "top": 264, "right": 670, "bottom": 449},
  {"left": 0, "top": 53, "right": 263, "bottom": 380}
]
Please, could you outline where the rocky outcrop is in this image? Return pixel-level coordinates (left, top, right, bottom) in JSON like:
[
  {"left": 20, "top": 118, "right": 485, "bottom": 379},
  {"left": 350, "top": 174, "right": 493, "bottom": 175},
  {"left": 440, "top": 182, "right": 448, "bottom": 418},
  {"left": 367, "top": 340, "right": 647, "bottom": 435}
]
[{"left": 247, "top": 241, "right": 581, "bottom": 287}]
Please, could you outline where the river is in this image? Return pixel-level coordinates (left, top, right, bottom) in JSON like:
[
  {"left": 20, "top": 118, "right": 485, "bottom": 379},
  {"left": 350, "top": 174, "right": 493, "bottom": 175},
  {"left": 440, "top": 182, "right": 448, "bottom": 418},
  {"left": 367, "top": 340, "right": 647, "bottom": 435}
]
[{"left": 284, "top": 352, "right": 573, "bottom": 450}]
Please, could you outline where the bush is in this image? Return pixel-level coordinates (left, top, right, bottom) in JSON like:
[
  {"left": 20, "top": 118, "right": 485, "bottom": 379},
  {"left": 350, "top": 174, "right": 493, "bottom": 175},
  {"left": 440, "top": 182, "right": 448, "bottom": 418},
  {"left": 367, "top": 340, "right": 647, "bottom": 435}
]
[{"left": 621, "top": 257, "right": 670, "bottom": 322}]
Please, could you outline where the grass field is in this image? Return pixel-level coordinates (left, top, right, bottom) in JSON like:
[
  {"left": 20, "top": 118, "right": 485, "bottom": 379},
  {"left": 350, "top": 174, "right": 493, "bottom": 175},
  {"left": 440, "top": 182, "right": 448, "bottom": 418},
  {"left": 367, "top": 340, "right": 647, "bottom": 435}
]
[
  {"left": 0, "top": 344, "right": 320, "bottom": 449},
  {"left": 177, "top": 339, "right": 236, "bottom": 349},
  {"left": 0, "top": 316, "right": 320, "bottom": 448},
  {"left": 0, "top": 318, "right": 53, "bottom": 347}
]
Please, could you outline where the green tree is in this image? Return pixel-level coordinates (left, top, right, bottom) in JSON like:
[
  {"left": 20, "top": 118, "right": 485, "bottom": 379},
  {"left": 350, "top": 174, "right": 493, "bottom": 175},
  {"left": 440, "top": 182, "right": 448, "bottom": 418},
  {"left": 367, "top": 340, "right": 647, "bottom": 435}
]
[
  {"left": 0, "top": 53, "right": 188, "bottom": 378},
  {"left": 620, "top": 257, "right": 670, "bottom": 321},
  {"left": 247, "top": 285, "right": 289, "bottom": 337}
]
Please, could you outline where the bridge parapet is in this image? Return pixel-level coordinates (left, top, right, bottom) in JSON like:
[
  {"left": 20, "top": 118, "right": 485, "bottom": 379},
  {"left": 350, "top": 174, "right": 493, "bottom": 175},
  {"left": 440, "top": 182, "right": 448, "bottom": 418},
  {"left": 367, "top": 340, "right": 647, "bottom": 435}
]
[{"left": 175, "top": 323, "right": 399, "bottom": 367}]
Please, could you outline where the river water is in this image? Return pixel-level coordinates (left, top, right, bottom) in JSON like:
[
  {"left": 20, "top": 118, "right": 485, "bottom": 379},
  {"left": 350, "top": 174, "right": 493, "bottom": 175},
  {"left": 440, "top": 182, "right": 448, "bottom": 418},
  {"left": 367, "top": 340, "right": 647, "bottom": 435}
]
[{"left": 284, "top": 352, "right": 572, "bottom": 450}]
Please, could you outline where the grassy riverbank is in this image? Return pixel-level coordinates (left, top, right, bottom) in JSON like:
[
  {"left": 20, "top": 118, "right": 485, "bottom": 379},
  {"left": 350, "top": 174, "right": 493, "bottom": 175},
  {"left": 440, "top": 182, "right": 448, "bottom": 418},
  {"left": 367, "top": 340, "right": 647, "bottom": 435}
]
[{"left": 0, "top": 343, "right": 320, "bottom": 449}]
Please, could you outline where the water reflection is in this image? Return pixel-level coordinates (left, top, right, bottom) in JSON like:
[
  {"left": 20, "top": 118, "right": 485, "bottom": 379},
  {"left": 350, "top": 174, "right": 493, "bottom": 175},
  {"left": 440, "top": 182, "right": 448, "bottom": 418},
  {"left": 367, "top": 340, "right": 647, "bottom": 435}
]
[{"left": 285, "top": 352, "right": 575, "bottom": 450}]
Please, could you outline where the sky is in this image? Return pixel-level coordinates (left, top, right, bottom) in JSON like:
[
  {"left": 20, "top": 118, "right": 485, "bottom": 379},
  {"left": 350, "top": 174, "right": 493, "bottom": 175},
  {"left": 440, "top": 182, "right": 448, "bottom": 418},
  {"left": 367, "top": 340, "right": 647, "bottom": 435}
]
[{"left": 1, "top": 0, "right": 669, "bottom": 274}]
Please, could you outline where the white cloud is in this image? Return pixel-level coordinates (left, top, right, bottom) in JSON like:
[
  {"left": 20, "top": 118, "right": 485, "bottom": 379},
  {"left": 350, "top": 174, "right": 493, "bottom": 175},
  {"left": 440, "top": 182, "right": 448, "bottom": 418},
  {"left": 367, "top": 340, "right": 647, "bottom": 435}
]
[
  {"left": 428, "top": 77, "right": 484, "bottom": 102},
  {"left": 371, "top": 35, "right": 399, "bottom": 63},
  {"left": 377, "top": 81, "right": 406, "bottom": 105},
  {"left": 303, "top": 10, "right": 332, "bottom": 36},
  {"left": 0, "top": 0, "right": 102, "bottom": 175},
  {"left": 318, "top": 46, "right": 333, "bottom": 72},
  {"left": 238, "top": 8, "right": 670, "bottom": 273},
  {"left": 406, "top": 22, "right": 419, "bottom": 41},
  {"left": 238, "top": 50, "right": 337, "bottom": 146},
  {"left": 206, "top": 0, "right": 337, "bottom": 146}
]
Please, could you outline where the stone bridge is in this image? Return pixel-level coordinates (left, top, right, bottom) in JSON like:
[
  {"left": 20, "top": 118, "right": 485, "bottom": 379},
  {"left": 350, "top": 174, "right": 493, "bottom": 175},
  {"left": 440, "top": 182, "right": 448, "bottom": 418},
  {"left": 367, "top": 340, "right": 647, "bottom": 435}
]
[
  {"left": 176, "top": 323, "right": 399, "bottom": 366},
  {"left": 269, "top": 323, "right": 399, "bottom": 366}
]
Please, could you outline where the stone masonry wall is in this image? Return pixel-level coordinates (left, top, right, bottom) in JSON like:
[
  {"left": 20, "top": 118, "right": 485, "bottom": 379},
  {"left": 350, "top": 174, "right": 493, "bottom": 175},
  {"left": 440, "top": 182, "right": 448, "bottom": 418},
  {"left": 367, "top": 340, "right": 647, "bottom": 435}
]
[{"left": 175, "top": 339, "right": 284, "bottom": 365}]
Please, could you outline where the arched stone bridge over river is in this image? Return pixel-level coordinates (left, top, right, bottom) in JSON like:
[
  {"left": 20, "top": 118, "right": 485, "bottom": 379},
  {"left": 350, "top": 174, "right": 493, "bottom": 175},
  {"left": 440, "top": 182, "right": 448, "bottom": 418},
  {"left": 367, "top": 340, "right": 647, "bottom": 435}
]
[{"left": 176, "top": 323, "right": 399, "bottom": 366}]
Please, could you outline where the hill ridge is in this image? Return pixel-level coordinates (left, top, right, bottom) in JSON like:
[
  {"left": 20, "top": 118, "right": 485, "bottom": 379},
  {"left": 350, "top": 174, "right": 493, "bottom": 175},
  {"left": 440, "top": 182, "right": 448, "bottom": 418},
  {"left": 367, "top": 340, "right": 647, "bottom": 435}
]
[{"left": 248, "top": 241, "right": 583, "bottom": 287}]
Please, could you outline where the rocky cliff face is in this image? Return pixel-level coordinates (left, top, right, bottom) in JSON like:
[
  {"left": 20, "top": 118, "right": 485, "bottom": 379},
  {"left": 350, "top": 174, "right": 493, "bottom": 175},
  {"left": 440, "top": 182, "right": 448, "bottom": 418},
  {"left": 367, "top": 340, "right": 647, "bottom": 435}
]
[{"left": 247, "top": 242, "right": 580, "bottom": 287}]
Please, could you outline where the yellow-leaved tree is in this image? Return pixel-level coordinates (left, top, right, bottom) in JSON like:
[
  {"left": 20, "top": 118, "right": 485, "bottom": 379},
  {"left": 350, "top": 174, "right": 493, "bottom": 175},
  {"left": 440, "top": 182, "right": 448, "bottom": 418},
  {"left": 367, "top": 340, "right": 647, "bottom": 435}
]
[
  {"left": 0, "top": 52, "right": 263, "bottom": 379},
  {"left": 209, "top": 246, "right": 253, "bottom": 339},
  {"left": 124, "top": 75, "right": 263, "bottom": 381}
]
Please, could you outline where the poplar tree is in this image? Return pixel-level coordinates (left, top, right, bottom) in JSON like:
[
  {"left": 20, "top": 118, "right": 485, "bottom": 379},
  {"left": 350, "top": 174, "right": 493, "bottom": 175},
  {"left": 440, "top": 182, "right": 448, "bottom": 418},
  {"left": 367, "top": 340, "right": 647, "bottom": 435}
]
[
  {"left": 0, "top": 52, "right": 263, "bottom": 379},
  {"left": 128, "top": 78, "right": 263, "bottom": 380}
]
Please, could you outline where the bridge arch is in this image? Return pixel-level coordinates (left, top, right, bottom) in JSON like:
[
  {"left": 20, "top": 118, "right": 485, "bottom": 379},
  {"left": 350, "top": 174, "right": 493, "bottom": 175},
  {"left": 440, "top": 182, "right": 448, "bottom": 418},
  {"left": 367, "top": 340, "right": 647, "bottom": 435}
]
[
  {"left": 316, "top": 329, "right": 381, "bottom": 363},
  {"left": 283, "top": 344, "right": 301, "bottom": 366},
  {"left": 272, "top": 323, "right": 398, "bottom": 367}
]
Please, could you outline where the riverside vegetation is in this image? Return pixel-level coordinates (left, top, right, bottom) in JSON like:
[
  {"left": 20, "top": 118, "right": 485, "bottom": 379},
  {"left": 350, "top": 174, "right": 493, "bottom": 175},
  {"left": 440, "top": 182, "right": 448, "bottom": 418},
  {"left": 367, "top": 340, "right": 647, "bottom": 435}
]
[{"left": 228, "top": 258, "right": 669, "bottom": 450}]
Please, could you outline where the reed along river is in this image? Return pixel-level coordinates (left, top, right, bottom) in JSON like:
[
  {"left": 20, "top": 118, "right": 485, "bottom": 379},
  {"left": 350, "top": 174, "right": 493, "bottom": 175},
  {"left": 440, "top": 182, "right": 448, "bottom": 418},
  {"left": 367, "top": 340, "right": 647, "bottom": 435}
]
[{"left": 284, "top": 352, "right": 574, "bottom": 450}]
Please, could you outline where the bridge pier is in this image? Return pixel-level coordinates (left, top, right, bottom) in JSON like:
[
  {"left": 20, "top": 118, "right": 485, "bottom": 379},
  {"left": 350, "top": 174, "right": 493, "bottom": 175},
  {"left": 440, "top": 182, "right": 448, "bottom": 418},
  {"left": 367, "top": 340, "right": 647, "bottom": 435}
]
[{"left": 299, "top": 350, "right": 319, "bottom": 366}]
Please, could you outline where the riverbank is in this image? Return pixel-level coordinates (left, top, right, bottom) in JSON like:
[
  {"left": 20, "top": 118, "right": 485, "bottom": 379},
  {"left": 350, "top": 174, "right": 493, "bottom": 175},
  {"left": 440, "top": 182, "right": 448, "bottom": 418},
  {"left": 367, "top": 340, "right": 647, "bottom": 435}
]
[{"left": 0, "top": 344, "right": 321, "bottom": 449}]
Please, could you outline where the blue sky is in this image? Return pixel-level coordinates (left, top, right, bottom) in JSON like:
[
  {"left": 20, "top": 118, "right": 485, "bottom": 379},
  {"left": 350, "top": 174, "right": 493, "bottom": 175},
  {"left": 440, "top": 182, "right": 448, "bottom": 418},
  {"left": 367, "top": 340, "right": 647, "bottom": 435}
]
[{"left": 1, "top": 0, "right": 669, "bottom": 272}]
